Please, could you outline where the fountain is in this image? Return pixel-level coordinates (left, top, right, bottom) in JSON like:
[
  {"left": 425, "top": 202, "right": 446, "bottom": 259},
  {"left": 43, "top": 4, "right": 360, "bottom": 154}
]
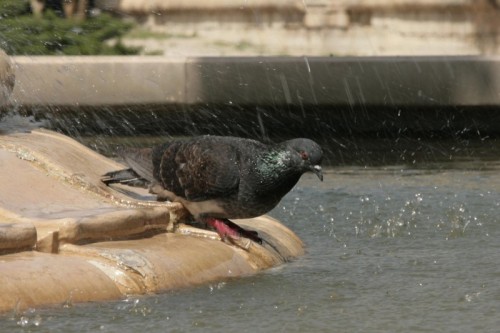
[
  {"left": 0, "top": 51, "right": 303, "bottom": 313},
  {"left": 2, "top": 2, "right": 500, "bottom": 330},
  {"left": 3, "top": 51, "right": 500, "bottom": 314}
]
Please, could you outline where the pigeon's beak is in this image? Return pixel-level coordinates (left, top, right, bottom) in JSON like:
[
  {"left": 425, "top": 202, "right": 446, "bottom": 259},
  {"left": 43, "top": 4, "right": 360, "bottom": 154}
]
[{"left": 310, "top": 165, "right": 323, "bottom": 181}]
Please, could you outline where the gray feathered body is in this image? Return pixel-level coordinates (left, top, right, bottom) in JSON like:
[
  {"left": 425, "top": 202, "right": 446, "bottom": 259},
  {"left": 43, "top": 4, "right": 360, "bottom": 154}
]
[{"left": 108, "top": 135, "right": 323, "bottom": 220}]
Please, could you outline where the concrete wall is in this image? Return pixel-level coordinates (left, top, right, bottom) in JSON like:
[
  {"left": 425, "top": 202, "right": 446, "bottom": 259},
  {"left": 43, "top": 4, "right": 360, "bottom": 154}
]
[
  {"left": 96, "top": 0, "right": 500, "bottom": 56},
  {"left": 8, "top": 56, "right": 500, "bottom": 108},
  {"left": 6, "top": 55, "right": 500, "bottom": 138},
  {"left": 9, "top": 57, "right": 184, "bottom": 106}
]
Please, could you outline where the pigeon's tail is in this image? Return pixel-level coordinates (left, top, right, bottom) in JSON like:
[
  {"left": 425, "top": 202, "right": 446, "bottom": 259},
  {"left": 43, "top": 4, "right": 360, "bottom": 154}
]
[
  {"left": 101, "top": 168, "right": 149, "bottom": 188},
  {"left": 102, "top": 147, "right": 155, "bottom": 188}
]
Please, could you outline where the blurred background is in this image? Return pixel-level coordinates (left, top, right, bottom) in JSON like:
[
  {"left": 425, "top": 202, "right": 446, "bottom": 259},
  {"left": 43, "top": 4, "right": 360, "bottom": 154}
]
[
  {"left": 1, "top": 0, "right": 500, "bottom": 163},
  {"left": 1, "top": 0, "right": 499, "bottom": 56}
]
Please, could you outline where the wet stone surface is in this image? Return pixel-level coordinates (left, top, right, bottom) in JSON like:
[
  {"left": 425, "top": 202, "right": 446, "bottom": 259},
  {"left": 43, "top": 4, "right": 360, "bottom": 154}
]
[{"left": 0, "top": 129, "right": 304, "bottom": 313}]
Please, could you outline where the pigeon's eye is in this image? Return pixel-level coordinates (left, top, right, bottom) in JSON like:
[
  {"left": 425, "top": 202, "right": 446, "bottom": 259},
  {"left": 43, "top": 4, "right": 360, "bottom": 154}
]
[{"left": 299, "top": 151, "right": 309, "bottom": 160}]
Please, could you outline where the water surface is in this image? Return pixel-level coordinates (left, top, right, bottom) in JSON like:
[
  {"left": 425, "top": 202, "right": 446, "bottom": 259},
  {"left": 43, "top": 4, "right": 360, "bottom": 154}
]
[{"left": 2, "top": 161, "right": 500, "bottom": 332}]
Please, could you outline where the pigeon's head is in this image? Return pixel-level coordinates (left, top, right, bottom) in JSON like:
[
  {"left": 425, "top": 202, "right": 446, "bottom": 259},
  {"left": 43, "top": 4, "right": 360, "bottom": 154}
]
[{"left": 286, "top": 138, "right": 323, "bottom": 181}]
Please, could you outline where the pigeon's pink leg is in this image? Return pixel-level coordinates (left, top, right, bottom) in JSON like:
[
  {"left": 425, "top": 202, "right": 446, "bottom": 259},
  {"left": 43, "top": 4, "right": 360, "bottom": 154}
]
[
  {"left": 205, "top": 218, "right": 262, "bottom": 244},
  {"left": 206, "top": 218, "right": 240, "bottom": 239}
]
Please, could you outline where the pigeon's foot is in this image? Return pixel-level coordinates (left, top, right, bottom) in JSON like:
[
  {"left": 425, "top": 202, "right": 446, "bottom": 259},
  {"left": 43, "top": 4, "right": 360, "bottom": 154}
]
[{"left": 204, "top": 218, "right": 262, "bottom": 246}]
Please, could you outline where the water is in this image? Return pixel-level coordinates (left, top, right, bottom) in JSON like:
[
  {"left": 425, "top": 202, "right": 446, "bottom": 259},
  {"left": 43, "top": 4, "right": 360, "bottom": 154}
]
[{"left": 1, "top": 158, "right": 500, "bottom": 332}]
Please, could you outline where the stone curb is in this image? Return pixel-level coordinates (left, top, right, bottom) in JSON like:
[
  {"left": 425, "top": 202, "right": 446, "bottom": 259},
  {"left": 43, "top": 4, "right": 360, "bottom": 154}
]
[{"left": 8, "top": 55, "right": 500, "bottom": 108}]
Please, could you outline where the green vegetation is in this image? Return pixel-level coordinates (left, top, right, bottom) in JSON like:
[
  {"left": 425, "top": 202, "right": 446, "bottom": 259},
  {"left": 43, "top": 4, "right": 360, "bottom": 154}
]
[
  {"left": 124, "top": 28, "right": 171, "bottom": 40},
  {"left": 235, "top": 40, "right": 254, "bottom": 51},
  {"left": 0, "top": 0, "right": 140, "bottom": 55}
]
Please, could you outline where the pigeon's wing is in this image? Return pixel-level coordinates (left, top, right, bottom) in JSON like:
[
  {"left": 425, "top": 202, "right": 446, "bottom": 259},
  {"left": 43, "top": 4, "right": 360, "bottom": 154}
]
[
  {"left": 159, "top": 139, "right": 240, "bottom": 201},
  {"left": 122, "top": 147, "right": 155, "bottom": 182}
]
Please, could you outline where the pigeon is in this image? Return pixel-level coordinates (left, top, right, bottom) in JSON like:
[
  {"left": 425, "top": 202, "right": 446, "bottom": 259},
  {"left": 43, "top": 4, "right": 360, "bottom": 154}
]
[{"left": 102, "top": 135, "right": 323, "bottom": 245}]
